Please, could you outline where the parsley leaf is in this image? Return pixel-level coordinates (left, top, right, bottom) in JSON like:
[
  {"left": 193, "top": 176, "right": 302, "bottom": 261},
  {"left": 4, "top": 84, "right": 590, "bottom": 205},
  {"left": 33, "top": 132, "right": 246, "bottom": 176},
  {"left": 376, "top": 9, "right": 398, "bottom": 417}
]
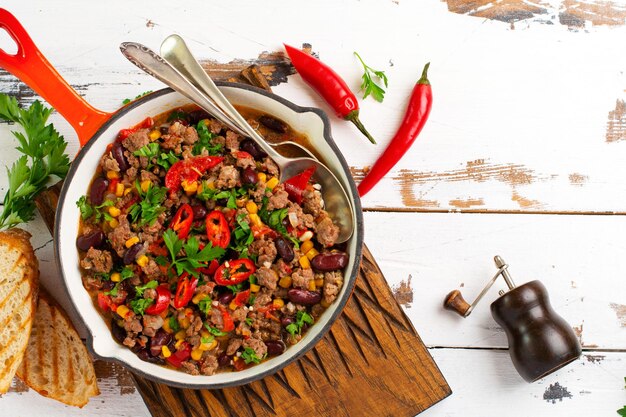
[
  {"left": 198, "top": 296, "right": 213, "bottom": 316},
  {"left": 133, "top": 142, "right": 160, "bottom": 159},
  {"left": 204, "top": 323, "right": 228, "bottom": 337},
  {"left": 286, "top": 310, "right": 314, "bottom": 335},
  {"left": 354, "top": 51, "right": 388, "bottom": 103},
  {"left": 128, "top": 182, "right": 167, "bottom": 226},
  {"left": 244, "top": 318, "right": 254, "bottom": 326},
  {"left": 259, "top": 206, "right": 299, "bottom": 248},
  {"left": 193, "top": 120, "right": 223, "bottom": 156},
  {"left": 163, "top": 229, "right": 225, "bottom": 277},
  {"left": 134, "top": 280, "right": 158, "bottom": 297},
  {"left": 230, "top": 213, "right": 254, "bottom": 256},
  {"left": 156, "top": 151, "right": 180, "bottom": 170},
  {"left": 122, "top": 90, "right": 153, "bottom": 105},
  {"left": 0, "top": 95, "right": 70, "bottom": 229},
  {"left": 168, "top": 316, "right": 181, "bottom": 333},
  {"left": 241, "top": 347, "right": 264, "bottom": 364},
  {"left": 226, "top": 283, "right": 244, "bottom": 294},
  {"left": 201, "top": 335, "right": 215, "bottom": 344},
  {"left": 76, "top": 196, "right": 115, "bottom": 222},
  {"left": 130, "top": 298, "right": 154, "bottom": 315}
]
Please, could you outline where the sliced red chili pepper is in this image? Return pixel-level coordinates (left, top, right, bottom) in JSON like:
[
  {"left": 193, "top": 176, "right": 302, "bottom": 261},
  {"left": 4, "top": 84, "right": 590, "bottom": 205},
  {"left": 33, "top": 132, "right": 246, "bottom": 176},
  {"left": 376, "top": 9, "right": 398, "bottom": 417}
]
[
  {"left": 117, "top": 117, "right": 155, "bottom": 141},
  {"left": 97, "top": 293, "right": 116, "bottom": 312},
  {"left": 165, "top": 156, "right": 223, "bottom": 193},
  {"left": 252, "top": 225, "right": 277, "bottom": 239},
  {"left": 121, "top": 195, "right": 139, "bottom": 211},
  {"left": 166, "top": 342, "right": 191, "bottom": 368},
  {"left": 205, "top": 210, "right": 230, "bottom": 249},
  {"left": 233, "top": 289, "right": 251, "bottom": 307},
  {"left": 218, "top": 306, "right": 235, "bottom": 332},
  {"left": 197, "top": 259, "right": 220, "bottom": 276},
  {"left": 234, "top": 150, "right": 253, "bottom": 159},
  {"left": 107, "top": 177, "right": 119, "bottom": 194},
  {"left": 174, "top": 272, "right": 198, "bottom": 309},
  {"left": 169, "top": 204, "right": 194, "bottom": 239},
  {"left": 214, "top": 259, "right": 256, "bottom": 286},
  {"left": 145, "top": 285, "right": 171, "bottom": 315},
  {"left": 283, "top": 166, "right": 316, "bottom": 204},
  {"left": 148, "top": 240, "right": 168, "bottom": 257}
]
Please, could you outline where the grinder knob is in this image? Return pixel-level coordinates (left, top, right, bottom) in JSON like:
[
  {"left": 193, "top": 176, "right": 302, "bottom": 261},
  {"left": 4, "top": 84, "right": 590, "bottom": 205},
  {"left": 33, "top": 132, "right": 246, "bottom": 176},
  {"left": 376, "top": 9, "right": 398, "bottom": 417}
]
[
  {"left": 444, "top": 290, "right": 471, "bottom": 317},
  {"left": 490, "top": 280, "right": 581, "bottom": 382}
]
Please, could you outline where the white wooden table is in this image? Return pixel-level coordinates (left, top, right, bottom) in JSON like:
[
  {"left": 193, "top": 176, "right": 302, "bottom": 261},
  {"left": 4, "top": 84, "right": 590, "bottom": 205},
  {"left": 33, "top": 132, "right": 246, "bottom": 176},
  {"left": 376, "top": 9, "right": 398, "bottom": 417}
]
[{"left": 1, "top": 1, "right": 625, "bottom": 416}]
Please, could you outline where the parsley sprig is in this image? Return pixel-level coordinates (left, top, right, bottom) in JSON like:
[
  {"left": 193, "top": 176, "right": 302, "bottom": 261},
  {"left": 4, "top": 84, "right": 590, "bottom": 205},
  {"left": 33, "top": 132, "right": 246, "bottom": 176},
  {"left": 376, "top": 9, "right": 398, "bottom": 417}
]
[
  {"left": 354, "top": 52, "right": 388, "bottom": 103},
  {"left": 193, "top": 120, "right": 223, "bottom": 156},
  {"left": 162, "top": 229, "right": 225, "bottom": 277},
  {"left": 286, "top": 310, "right": 314, "bottom": 335},
  {"left": 0, "top": 95, "right": 70, "bottom": 229},
  {"left": 128, "top": 181, "right": 167, "bottom": 226},
  {"left": 76, "top": 196, "right": 115, "bottom": 222},
  {"left": 241, "top": 347, "right": 264, "bottom": 364}
]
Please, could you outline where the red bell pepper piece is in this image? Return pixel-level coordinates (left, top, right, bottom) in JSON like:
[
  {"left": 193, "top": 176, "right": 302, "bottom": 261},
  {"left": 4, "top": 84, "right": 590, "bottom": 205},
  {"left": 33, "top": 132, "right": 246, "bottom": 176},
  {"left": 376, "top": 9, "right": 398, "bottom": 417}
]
[
  {"left": 117, "top": 117, "right": 154, "bottom": 141},
  {"left": 145, "top": 285, "right": 171, "bottom": 315},
  {"left": 97, "top": 293, "right": 116, "bottom": 312},
  {"left": 283, "top": 166, "right": 316, "bottom": 204},
  {"left": 166, "top": 342, "right": 191, "bottom": 368},
  {"left": 205, "top": 210, "right": 231, "bottom": 249},
  {"left": 251, "top": 225, "right": 277, "bottom": 239},
  {"left": 174, "top": 272, "right": 198, "bottom": 309},
  {"left": 169, "top": 204, "right": 194, "bottom": 239},
  {"left": 107, "top": 177, "right": 119, "bottom": 194},
  {"left": 214, "top": 259, "right": 256, "bottom": 286},
  {"left": 233, "top": 289, "right": 251, "bottom": 307},
  {"left": 218, "top": 306, "right": 235, "bottom": 332},
  {"left": 165, "top": 156, "right": 223, "bottom": 193},
  {"left": 233, "top": 357, "right": 246, "bottom": 371}
]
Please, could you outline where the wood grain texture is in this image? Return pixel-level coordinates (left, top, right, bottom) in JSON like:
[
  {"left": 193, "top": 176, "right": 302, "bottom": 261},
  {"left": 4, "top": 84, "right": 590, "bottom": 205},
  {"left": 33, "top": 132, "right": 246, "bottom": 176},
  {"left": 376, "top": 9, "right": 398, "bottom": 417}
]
[{"left": 133, "top": 246, "right": 451, "bottom": 417}]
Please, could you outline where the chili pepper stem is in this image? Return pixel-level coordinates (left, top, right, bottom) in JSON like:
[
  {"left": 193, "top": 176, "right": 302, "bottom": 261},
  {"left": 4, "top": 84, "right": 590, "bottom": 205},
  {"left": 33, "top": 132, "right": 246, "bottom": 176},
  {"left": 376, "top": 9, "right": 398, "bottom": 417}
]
[
  {"left": 346, "top": 111, "right": 377, "bottom": 144},
  {"left": 418, "top": 62, "right": 430, "bottom": 85}
]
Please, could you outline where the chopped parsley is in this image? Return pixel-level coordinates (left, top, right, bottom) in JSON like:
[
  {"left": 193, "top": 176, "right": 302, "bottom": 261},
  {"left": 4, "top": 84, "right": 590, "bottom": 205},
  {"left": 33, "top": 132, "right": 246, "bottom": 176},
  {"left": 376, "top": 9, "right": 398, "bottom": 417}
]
[
  {"left": 226, "top": 282, "right": 245, "bottom": 294},
  {"left": 122, "top": 90, "right": 153, "bottom": 105},
  {"left": 204, "top": 323, "right": 228, "bottom": 337},
  {"left": 133, "top": 142, "right": 160, "bottom": 159},
  {"left": 201, "top": 335, "right": 215, "bottom": 344},
  {"left": 76, "top": 196, "right": 114, "bottom": 222},
  {"left": 259, "top": 205, "right": 299, "bottom": 248},
  {"left": 134, "top": 280, "right": 158, "bottom": 297},
  {"left": 286, "top": 311, "right": 314, "bottom": 335},
  {"left": 229, "top": 213, "right": 254, "bottom": 256},
  {"left": 156, "top": 151, "right": 180, "bottom": 170},
  {"left": 167, "top": 109, "right": 188, "bottom": 122},
  {"left": 241, "top": 347, "right": 264, "bottom": 364},
  {"left": 128, "top": 182, "right": 167, "bottom": 226},
  {"left": 198, "top": 296, "right": 212, "bottom": 316},
  {"left": 197, "top": 186, "right": 245, "bottom": 209},
  {"left": 244, "top": 318, "right": 254, "bottom": 326},
  {"left": 130, "top": 298, "right": 154, "bottom": 315},
  {"left": 168, "top": 316, "right": 181, "bottom": 333},
  {"left": 193, "top": 120, "right": 223, "bottom": 156},
  {"left": 163, "top": 229, "right": 225, "bottom": 277},
  {"left": 104, "top": 267, "right": 134, "bottom": 296}
]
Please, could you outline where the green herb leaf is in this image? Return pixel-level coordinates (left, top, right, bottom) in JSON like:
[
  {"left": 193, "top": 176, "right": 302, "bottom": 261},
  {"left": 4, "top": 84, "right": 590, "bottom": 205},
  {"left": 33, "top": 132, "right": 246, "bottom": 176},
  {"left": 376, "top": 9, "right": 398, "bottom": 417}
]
[
  {"left": 156, "top": 151, "right": 180, "bottom": 170},
  {"left": 286, "top": 310, "right": 314, "bottom": 335},
  {"left": 204, "top": 323, "right": 228, "bottom": 337},
  {"left": 168, "top": 316, "right": 181, "bottom": 333},
  {"left": 241, "top": 347, "right": 263, "bottom": 364},
  {"left": 193, "top": 120, "right": 223, "bottom": 156},
  {"left": 129, "top": 182, "right": 167, "bottom": 226},
  {"left": 198, "top": 297, "right": 212, "bottom": 316},
  {"left": 135, "top": 280, "right": 158, "bottom": 297},
  {"left": 354, "top": 52, "right": 388, "bottom": 103},
  {"left": 201, "top": 335, "right": 215, "bottom": 344},
  {"left": 130, "top": 298, "right": 154, "bottom": 315},
  {"left": 163, "top": 230, "right": 225, "bottom": 277},
  {"left": 618, "top": 406, "right": 626, "bottom": 417},
  {"left": 133, "top": 142, "right": 160, "bottom": 159},
  {"left": 244, "top": 318, "right": 253, "bottom": 326}
]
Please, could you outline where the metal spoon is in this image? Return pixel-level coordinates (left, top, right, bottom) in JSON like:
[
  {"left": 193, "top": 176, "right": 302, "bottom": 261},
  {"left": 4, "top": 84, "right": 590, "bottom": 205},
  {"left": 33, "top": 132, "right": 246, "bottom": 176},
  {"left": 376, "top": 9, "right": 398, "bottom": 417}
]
[{"left": 120, "top": 42, "right": 354, "bottom": 243}]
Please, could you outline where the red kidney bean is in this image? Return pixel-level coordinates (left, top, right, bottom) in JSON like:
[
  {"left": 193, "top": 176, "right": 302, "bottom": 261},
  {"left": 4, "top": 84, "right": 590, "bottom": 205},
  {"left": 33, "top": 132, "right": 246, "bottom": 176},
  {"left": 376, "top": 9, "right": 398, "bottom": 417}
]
[
  {"left": 150, "top": 329, "right": 173, "bottom": 357},
  {"left": 159, "top": 126, "right": 169, "bottom": 135},
  {"left": 281, "top": 316, "right": 294, "bottom": 327},
  {"left": 119, "top": 279, "right": 137, "bottom": 299},
  {"left": 188, "top": 109, "right": 211, "bottom": 125},
  {"left": 287, "top": 289, "right": 322, "bottom": 306},
  {"left": 311, "top": 252, "right": 349, "bottom": 272},
  {"left": 265, "top": 340, "right": 286, "bottom": 356},
  {"left": 241, "top": 167, "right": 258, "bottom": 185},
  {"left": 76, "top": 230, "right": 105, "bottom": 251},
  {"left": 110, "top": 320, "right": 126, "bottom": 344},
  {"left": 191, "top": 204, "right": 207, "bottom": 220},
  {"left": 218, "top": 353, "right": 231, "bottom": 367},
  {"left": 102, "top": 280, "right": 115, "bottom": 292},
  {"left": 240, "top": 139, "right": 267, "bottom": 160},
  {"left": 123, "top": 243, "right": 143, "bottom": 265},
  {"left": 136, "top": 348, "right": 164, "bottom": 364},
  {"left": 112, "top": 142, "right": 129, "bottom": 172},
  {"left": 218, "top": 292, "right": 234, "bottom": 305},
  {"left": 259, "top": 115, "right": 287, "bottom": 133},
  {"left": 275, "top": 237, "right": 294, "bottom": 262},
  {"left": 89, "top": 177, "right": 109, "bottom": 205}
]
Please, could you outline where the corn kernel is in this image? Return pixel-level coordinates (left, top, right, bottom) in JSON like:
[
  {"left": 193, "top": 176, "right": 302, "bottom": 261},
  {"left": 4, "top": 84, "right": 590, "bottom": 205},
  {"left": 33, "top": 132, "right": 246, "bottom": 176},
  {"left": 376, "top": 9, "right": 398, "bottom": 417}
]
[
  {"left": 299, "top": 256, "right": 311, "bottom": 269},
  {"left": 192, "top": 293, "right": 206, "bottom": 304},
  {"left": 279, "top": 276, "right": 292, "bottom": 289},
  {"left": 109, "top": 218, "right": 119, "bottom": 228},
  {"left": 191, "top": 348, "right": 203, "bottom": 361},
  {"left": 149, "top": 130, "right": 161, "bottom": 141},
  {"left": 236, "top": 197, "right": 248, "bottom": 208},
  {"left": 175, "top": 339, "right": 185, "bottom": 349},
  {"left": 140, "top": 180, "right": 151, "bottom": 193},
  {"left": 266, "top": 177, "right": 279, "bottom": 190},
  {"left": 115, "top": 182, "right": 125, "bottom": 197},
  {"left": 162, "top": 318, "right": 172, "bottom": 333},
  {"left": 315, "top": 278, "right": 324, "bottom": 287},
  {"left": 108, "top": 206, "right": 121, "bottom": 218},
  {"left": 272, "top": 298, "right": 284, "bottom": 309},
  {"left": 175, "top": 330, "right": 186, "bottom": 341},
  {"left": 136, "top": 255, "right": 149, "bottom": 268},
  {"left": 106, "top": 170, "right": 119, "bottom": 179},
  {"left": 179, "top": 316, "right": 191, "bottom": 329},
  {"left": 249, "top": 213, "right": 262, "bottom": 228},
  {"left": 246, "top": 201, "right": 258, "bottom": 214},
  {"left": 299, "top": 230, "right": 313, "bottom": 242},
  {"left": 182, "top": 180, "right": 198, "bottom": 195},
  {"left": 123, "top": 187, "right": 132, "bottom": 196},
  {"left": 110, "top": 272, "right": 121, "bottom": 282},
  {"left": 308, "top": 280, "right": 317, "bottom": 291},
  {"left": 320, "top": 299, "right": 331, "bottom": 308},
  {"left": 125, "top": 236, "right": 140, "bottom": 248},
  {"left": 300, "top": 240, "right": 314, "bottom": 255},
  {"left": 206, "top": 180, "right": 216, "bottom": 190},
  {"left": 229, "top": 300, "right": 238, "bottom": 311},
  {"left": 116, "top": 304, "right": 130, "bottom": 318},
  {"left": 199, "top": 339, "right": 218, "bottom": 351},
  {"left": 306, "top": 248, "right": 319, "bottom": 261},
  {"left": 161, "top": 345, "right": 172, "bottom": 358},
  {"left": 250, "top": 284, "right": 261, "bottom": 293}
]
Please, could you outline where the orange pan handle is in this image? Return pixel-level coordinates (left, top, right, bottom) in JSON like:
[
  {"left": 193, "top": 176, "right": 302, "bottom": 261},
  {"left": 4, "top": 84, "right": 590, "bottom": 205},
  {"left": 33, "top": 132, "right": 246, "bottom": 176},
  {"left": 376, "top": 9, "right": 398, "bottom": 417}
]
[{"left": 0, "top": 8, "right": 112, "bottom": 147}]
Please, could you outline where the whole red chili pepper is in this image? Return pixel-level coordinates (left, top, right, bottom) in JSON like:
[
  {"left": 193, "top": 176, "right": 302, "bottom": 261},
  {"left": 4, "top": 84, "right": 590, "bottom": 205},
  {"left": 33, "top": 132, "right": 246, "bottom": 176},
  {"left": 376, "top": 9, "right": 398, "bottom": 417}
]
[
  {"left": 284, "top": 44, "right": 376, "bottom": 144},
  {"left": 357, "top": 63, "right": 432, "bottom": 197}
]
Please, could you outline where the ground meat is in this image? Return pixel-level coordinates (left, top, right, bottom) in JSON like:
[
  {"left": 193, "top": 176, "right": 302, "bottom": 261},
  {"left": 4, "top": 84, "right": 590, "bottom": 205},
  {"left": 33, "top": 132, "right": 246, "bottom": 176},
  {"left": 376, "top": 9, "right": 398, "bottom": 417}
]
[
  {"left": 186, "top": 316, "right": 204, "bottom": 337},
  {"left": 323, "top": 271, "right": 343, "bottom": 305},
  {"left": 249, "top": 237, "right": 277, "bottom": 267},
  {"left": 195, "top": 282, "right": 216, "bottom": 296},
  {"left": 242, "top": 334, "right": 268, "bottom": 358},
  {"left": 303, "top": 189, "right": 322, "bottom": 217},
  {"left": 226, "top": 338, "right": 243, "bottom": 355},
  {"left": 200, "top": 355, "right": 219, "bottom": 376},
  {"left": 249, "top": 180, "right": 267, "bottom": 202},
  {"left": 216, "top": 165, "right": 240, "bottom": 189},
  {"left": 267, "top": 185, "right": 289, "bottom": 211},
  {"left": 291, "top": 268, "right": 314, "bottom": 289},
  {"left": 108, "top": 216, "right": 134, "bottom": 256},
  {"left": 161, "top": 134, "right": 182, "bottom": 153},
  {"left": 140, "top": 170, "right": 160, "bottom": 184},
  {"left": 235, "top": 154, "right": 256, "bottom": 169},
  {"left": 84, "top": 275, "right": 103, "bottom": 291},
  {"left": 316, "top": 214, "right": 339, "bottom": 247},
  {"left": 80, "top": 248, "right": 113, "bottom": 274},
  {"left": 188, "top": 335, "right": 201, "bottom": 348},
  {"left": 256, "top": 267, "right": 278, "bottom": 291},
  {"left": 261, "top": 157, "right": 279, "bottom": 176},
  {"left": 212, "top": 135, "right": 226, "bottom": 147},
  {"left": 287, "top": 203, "right": 315, "bottom": 229},
  {"left": 122, "top": 129, "right": 150, "bottom": 152},
  {"left": 182, "top": 126, "right": 199, "bottom": 145},
  {"left": 231, "top": 307, "right": 247, "bottom": 323},
  {"left": 143, "top": 288, "right": 157, "bottom": 300},
  {"left": 209, "top": 119, "right": 224, "bottom": 134},
  {"left": 209, "top": 308, "right": 224, "bottom": 329},
  {"left": 281, "top": 302, "right": 297, "bottom": 316},
  {"left": 311, "top": 303, "right": 325, "bottom": 318},
  {"left": 115, "top": 191, "right": 137, "bottom": 210},
  {"left": 123, "top": 335, "right": 136, "bottom": 348},
  {"left": 253, "top": 291, "right": 272, "bottom": 308},
  {"left": 141, "top": 259, "right": 162, "bottom": 279},
  {"left": 181, "top": 361, "right": 200, "bottom": 376},
  {"left": 142, "top": 315, "right": 164, "bottom": 337},
  {"left": 124, "top": 318, "right": 143, "bottom": 333},
  {"left": 110, "top": 289, "right": 128, "bottom": 305},
  {"left": 224, "top": 131, "right": 240, "bottom": 150},
  {"left": 100, "top": 152, "right": 120, "bottom": 172}
]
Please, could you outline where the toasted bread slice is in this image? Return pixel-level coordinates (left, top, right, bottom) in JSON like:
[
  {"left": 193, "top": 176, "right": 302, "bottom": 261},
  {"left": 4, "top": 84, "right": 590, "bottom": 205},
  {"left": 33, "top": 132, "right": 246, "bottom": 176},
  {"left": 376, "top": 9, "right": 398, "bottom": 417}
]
[
  {"left": 17, "top": 289, "right": 99, "bottom": 407},
  {"left": 0, "top": 228, "right": 38, "bottom": 394}
]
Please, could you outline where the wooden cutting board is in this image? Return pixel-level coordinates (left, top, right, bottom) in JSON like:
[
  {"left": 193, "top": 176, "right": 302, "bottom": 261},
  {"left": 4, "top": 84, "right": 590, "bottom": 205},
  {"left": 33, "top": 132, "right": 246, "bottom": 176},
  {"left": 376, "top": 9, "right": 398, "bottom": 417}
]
[{"left": 35, "top": 61, "right": 451, "bottom": 417}]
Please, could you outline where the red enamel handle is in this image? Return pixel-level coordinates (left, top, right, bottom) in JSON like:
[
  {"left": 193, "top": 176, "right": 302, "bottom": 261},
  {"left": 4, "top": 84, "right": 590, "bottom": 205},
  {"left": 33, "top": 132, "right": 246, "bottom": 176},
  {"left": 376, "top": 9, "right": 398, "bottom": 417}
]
[{"left": 0, "top": 8, "right": 112, "bottom": 147}]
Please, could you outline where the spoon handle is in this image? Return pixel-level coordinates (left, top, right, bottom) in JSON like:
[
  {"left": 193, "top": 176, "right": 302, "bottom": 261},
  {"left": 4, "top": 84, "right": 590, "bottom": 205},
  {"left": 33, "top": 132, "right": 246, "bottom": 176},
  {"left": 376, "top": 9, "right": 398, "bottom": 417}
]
[
  {"left": 119, "top": 42, "right": 249, "bottom": 138},
  {"left": 159, "top": 35, "right": 283, "bottom": 163}
]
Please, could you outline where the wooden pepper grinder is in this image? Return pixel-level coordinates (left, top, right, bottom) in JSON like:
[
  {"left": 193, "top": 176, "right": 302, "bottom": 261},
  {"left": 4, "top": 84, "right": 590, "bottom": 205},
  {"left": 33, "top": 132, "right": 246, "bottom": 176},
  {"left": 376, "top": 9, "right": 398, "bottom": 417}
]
[{"left": 444, "top": 256, "right": 581, "bottom": 382}]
